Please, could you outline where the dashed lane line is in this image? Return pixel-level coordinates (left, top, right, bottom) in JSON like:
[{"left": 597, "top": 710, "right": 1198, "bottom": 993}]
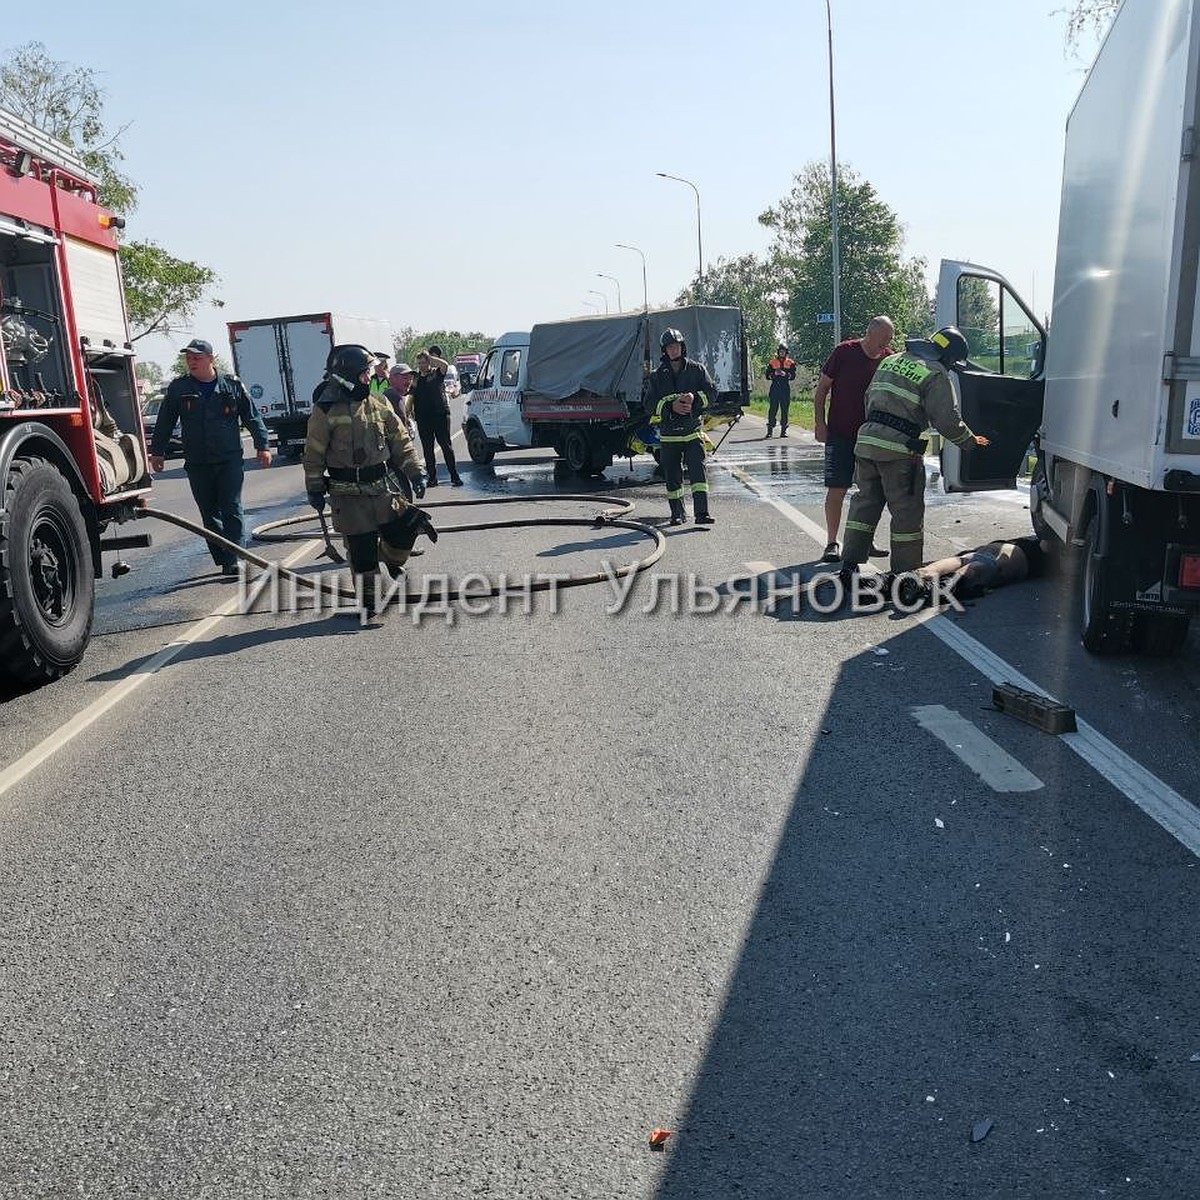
[
  {"left": 912, "top": 704, "right": 1044, "bottom": 793},
  {"left": 0, "top": 540, "right": 321, "bottom": 805},
  {"left": 720, "top": 459, "right": 1200, "bottom": 860}
]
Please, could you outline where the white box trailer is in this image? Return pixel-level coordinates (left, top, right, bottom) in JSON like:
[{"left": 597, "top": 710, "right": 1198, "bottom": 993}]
[
  {"left": 936, "top": 0, "right": 1200, "bottom": 655},
  {"left": 227, "top": 312, "right": 393, "bottom": 451}
]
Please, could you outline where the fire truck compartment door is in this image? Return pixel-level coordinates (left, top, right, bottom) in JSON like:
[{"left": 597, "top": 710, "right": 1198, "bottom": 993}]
[{"left": 64, "top": 237, "right": 128, "bottom": 352}]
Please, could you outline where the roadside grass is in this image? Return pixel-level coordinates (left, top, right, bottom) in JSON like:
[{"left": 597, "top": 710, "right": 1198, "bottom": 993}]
[{"left": 746, "top": 390, "right": 816, "bottom": 431}]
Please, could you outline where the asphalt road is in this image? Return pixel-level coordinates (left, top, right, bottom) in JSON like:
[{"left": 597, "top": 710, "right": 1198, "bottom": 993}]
[{"left": 0, "top": 411, "right": 1197, "bottom": 1199}]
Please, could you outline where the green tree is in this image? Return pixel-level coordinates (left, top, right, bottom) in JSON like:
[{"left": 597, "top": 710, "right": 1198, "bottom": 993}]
[
  {"left": 0, "top": 41, "right": 220, "bottom": 341},
  {"left": 0, "top": 40, "right": 137, "bottom": 214},
  {"left": 395, "top": 329, "right": 493, "bottom": 365},
  {"left": 954, "top": 276, "right": 1001, "bottom": 362},
  {"left": 120, "top": 241, "right": 220, "bottom": 343},
  {"left": 134, "top": 360, "right": 164, "bottom": 390},
  {"left": 759, "top": 161, "right": 931, "bottom": 369},
  {"left": 675, "top": 253, "right": 780, "bottom": 371}
]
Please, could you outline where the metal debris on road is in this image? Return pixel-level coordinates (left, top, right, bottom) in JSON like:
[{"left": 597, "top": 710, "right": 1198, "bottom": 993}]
[
  {"left": 970, "top": 1118, "right": 995, "bottom": 1143},
  {"left": 648, "top": 1128, "right": 673, "bottom": 1149},
  {"left": 992, "top": 682, "right": 1077, "bottom": 734}
]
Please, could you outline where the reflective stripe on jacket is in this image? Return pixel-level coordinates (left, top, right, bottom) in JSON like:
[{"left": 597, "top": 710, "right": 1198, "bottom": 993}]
[
  {"left": 855, "top": 352, "right": 974, "bottom": 461},
  {"left": 645, "top": 356, "right": 716, "bottom": 441}
]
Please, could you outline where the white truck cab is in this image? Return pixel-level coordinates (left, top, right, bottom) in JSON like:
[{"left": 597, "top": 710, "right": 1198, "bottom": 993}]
[{"left": 461, "top": 332, "right": 530, "bottom": 465}]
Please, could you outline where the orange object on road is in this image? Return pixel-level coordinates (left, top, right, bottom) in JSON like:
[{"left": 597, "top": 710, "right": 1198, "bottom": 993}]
[{"left": 648, "top": 1128, "right": 673, "bottom": 1148}]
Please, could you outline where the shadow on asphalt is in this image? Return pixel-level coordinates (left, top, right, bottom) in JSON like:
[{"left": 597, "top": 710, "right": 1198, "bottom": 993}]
[
  {"left": 86, "top": 615, "right": 364, "bottom": 681},
  {"left": 652, "top": 621, "right": 1200, "bottom": 1200}
]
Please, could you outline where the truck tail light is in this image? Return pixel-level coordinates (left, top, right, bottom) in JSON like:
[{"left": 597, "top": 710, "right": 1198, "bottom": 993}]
[{"left": 1180, "top": 553, "right": 1200, "bottom": 589}]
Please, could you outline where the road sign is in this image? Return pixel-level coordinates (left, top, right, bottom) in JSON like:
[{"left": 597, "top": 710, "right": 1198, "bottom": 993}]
[{"left": 816, "top": 313, "right": 836, "bottom": 324}]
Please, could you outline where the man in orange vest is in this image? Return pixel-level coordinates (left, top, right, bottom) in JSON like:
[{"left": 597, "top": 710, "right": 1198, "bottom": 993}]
[{"left": 763, "top": 343, "right": 797, "bottom": 438}]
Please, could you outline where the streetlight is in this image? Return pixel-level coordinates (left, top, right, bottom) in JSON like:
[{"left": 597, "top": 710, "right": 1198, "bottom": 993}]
[
  {"left": 587, "top": 288, "right": 609, "bottom": 314},
  {"left": 825, "top": 0, "right": 842, "bottom": 346},
  {"left": 616, "top": 243, "right": 648, "bottom": 312},
  {"left": 583, "top": 299, "right": 600, "bottom": 313},
  {"left": 597, "top": 273, "right": 622, "bottom": 313},
  {"left": 656, "top": 171, "right": 703, "bottom": 281}
]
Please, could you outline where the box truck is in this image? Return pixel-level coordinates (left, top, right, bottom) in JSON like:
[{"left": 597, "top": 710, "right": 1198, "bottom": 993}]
[
  {"left": 227, "top": 312, "right": 393, "bottom": 453},
  {"left": 935, "top": 0, "right": 1200, "bottom": 655}
]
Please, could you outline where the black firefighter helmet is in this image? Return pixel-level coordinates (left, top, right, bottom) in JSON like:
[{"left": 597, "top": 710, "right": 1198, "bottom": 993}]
[
  {"left": 660, "top": 327, "right": 686, "bottom": 356},
  {"left": 329, "top": 344, "right": 374, "bottom": 389},
  {"left": 908, "top": 325, "right": 969, "bottom": 368}
]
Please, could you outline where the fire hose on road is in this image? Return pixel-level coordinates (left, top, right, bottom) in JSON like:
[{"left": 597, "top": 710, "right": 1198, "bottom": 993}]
[{"left": 135, "top": 493, "right": 667, "bottom": 606}]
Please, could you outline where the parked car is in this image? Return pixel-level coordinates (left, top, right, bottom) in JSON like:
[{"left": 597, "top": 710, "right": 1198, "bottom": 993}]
[{"left": 141, "top": 393, "right": 183, "bottom": 458}]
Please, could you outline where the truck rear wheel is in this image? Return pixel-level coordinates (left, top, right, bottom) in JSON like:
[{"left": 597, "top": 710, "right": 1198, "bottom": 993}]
[
  {"left": 563, "top": 426, "right": 592, "bottom": 474},
  {"left": 0, "top": 457, "right": 95, "bottom": 683},
  {"left": 465, "top": 422, "right": 495, "bottom": 465},
  {"left": 1079, "top": 512, "right": 1125, "bottom": 654}
]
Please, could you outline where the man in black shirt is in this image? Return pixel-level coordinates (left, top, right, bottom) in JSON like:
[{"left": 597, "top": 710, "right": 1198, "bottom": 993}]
[{"left": 410, "top": 348, "right": 463, "bottom": 487}]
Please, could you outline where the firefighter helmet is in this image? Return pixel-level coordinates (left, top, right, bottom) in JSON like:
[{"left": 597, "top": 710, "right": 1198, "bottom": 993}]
[
  {"left": 330, "top": 345, "right": 374, "bottom": 388},
  {"left": 927, "top": 326, "right": 969, "bottom": 366},
  {"left": 660, "top": 328, "right": 686, "bottom": 353}
]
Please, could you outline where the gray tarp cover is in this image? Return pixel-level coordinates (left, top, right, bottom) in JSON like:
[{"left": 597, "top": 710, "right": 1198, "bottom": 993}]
[{"left": 524, "top": 305, "right": 743, "bottom": 405}]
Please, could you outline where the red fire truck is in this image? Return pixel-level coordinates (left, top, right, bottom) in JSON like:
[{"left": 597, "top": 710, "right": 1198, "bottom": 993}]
[{"left": 0, "top": 106, "right": 151, "bottom": 685}]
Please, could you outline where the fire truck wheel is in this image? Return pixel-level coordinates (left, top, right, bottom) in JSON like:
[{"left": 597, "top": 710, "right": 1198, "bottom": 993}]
[{"left": 0, "top": 457, "right": 95, "bottom": 683}]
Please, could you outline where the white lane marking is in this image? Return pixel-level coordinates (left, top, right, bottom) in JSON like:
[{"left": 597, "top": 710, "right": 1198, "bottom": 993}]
[
  {"left": 720, "top": 458, "right": 1200, "bottom": 859},
  {"left": 912, "top": 704, "right": 1044, "bottom": 793},
  {"left": 0, "top": 541, "right": 321, "bottom": 804},
  {"left": 925, "top": 619, "right": 1200, "bottom": 858}
]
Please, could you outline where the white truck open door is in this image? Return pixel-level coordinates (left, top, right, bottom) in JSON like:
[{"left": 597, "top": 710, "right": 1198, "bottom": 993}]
[{"left": 935, "top": 260, "right": 1046, "bottom": 492}]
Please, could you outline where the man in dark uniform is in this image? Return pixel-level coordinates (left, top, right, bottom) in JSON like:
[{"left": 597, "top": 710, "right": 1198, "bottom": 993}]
[
  {"left": 302, "top": 346, "right": 436, "bottom": 615},
  {"left": 149, "top": 337, "right": 272, "bottom": 576},
  {"left": 644, "top": 327, "right": 717, "bottom": 526},
  {"left": 763, "top": 343, "right": 797, "bottom": 438}
]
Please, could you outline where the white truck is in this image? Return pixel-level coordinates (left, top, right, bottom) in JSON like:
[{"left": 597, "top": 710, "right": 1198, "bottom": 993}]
[
  {"left": 461, "top": 305, "right": 748, "bottom": 476},
  {"left": 227, "top": 312, "right": 393, "bottom": 454},
  {"left": 937, "top": 0, "right": 1200, "bottom": 655}
]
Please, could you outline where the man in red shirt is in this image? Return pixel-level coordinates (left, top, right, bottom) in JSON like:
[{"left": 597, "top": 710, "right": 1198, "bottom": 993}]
[{"left": 813, "top": 315, "right": 895, "bottom": 561}]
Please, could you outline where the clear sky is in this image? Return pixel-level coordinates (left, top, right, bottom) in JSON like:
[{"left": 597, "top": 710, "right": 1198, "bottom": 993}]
[{"left": 5, "top": 1, "right": 1103, "bottom": 369}]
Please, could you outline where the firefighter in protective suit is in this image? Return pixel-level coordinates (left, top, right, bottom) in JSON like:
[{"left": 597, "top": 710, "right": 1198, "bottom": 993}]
[
  {"left": 841, "top": 326, "right": 989, "bottom": 576},
  {"left": 645, "top": 327, "right": 718, "bottom": 526},
  {"left": 302, "top": 345, "right": 437, "bottom": 614}
]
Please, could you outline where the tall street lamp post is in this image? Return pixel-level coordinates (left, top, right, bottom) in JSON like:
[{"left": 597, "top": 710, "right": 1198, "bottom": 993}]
[
  {"left": 656, "top": 171, "right": 703, "bottom": 282},
  {"left": 597, "top": 273, "right": 622, "bottom": 313},
  {"left": 826, "top": 0, "right": 842, "bottom": 346},
  {"left": 587, "top": 289, "right": 609, "bottom": 314},
  {"left": 616, "top": 243, "right": 648, "bottom": 311}
]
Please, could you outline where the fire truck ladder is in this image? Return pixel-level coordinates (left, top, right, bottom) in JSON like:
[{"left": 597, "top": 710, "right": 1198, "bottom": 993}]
[{"left": 0, "top": 104, "right": 98, "bottom": 185}]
